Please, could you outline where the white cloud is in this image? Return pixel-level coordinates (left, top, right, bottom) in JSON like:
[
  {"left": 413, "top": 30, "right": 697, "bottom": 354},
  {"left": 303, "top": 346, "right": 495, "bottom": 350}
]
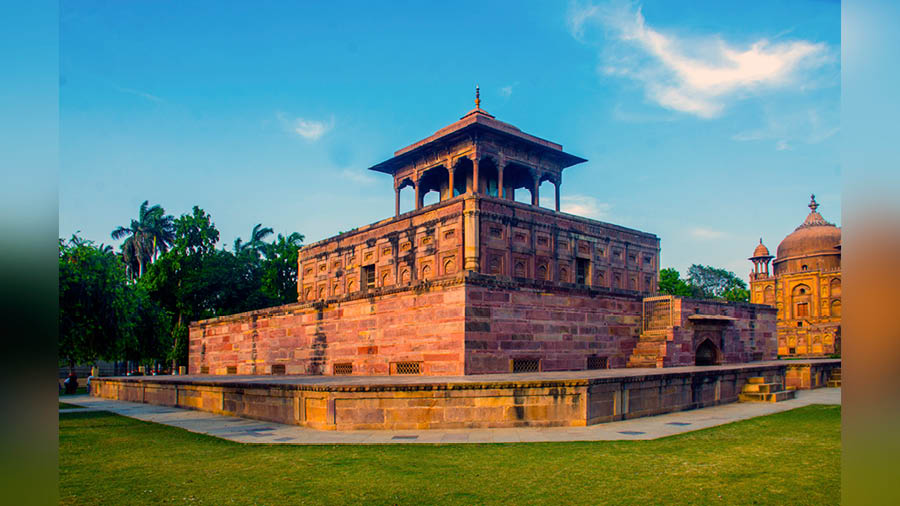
[
  {"left": 689, "top": 227, "right": 726, "bottom": 240},
  {"left": 277, "top": 112, "right": 334, "bottom": 141},
  {"left": 775, "top": 140, "right": 790, "bottom": 151},
  {"left": 567, "top": 2, "right": 601, "bottom": 41},
  {"left": 568, "top": 1, "right": 832, "bottom": 118},
  {"left": 559, "top": 195, "right": 612, "bottom": 220},
  {"left": 499, "top": 81, "right": 520, "bottom": 98}
]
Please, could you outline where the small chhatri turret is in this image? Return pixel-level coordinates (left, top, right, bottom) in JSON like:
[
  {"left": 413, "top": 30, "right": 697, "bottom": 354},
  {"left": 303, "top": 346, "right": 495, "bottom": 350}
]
[{"left": 749, "top": 238, "right": 774, "bottom": 279}]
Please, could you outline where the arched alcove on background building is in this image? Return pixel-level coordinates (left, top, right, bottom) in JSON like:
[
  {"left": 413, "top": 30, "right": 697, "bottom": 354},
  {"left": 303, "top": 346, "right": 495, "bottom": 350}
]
[
  {"left": 764, "top": 285, "right": 775, "bottom": 305},
  {"left": 792, "top": 284, "right": 812, "bottom": 319}
]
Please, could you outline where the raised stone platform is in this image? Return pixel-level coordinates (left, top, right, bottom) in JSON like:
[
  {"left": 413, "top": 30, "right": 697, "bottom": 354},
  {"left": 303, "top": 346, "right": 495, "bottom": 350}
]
[{"left": 91, "top": 359, "right": 840, "bottom": 431}]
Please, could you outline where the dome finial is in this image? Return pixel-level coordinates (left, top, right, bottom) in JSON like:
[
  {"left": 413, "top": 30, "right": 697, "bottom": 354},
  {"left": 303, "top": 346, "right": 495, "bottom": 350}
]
[
  {"left": 809, "top": 194, "right": 818, "bottom": 213},
  {"left": 475, "top": 84, "right": 481, "bottom": 109},
  {"left": 760, "top": 237, "right": 763, "bottom": 245}
]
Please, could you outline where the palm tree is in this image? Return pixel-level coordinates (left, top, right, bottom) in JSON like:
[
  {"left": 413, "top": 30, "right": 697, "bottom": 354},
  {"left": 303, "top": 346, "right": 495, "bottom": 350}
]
[
  {"left": 234, "top": 223, "right": 274, "bottom": 258},
  {"left": 111, "top": 201, "right": 175, "bottom": 279}
]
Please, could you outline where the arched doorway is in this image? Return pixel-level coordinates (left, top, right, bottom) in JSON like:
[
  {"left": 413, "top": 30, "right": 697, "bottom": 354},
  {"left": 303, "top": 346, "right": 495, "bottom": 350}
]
[{"left": 695, "top": 339, "right": 721, "bottom": 366}]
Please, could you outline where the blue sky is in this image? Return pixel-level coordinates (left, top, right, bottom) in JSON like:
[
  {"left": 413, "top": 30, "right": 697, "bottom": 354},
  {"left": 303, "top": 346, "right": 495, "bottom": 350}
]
[{"left": 58, "top": 0, "right": 840, "bottom": 277}]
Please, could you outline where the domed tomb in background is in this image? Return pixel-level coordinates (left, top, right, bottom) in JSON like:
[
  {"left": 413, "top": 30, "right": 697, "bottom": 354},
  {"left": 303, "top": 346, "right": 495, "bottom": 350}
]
[
  {"left": 749, "top": 195, "right": 841, "bottom": 358},
  {"left": 773, "top": 196, "right": 841, "bottom": 276}
]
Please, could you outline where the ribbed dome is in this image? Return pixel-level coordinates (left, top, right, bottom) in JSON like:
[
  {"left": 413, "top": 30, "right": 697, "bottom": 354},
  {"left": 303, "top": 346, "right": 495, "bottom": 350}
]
[
  {"left": 751, "top": 239, "right": 771, "bottom": 258},
  {"left": 776, "top": 195, "right": 841, "bottom": 260}
]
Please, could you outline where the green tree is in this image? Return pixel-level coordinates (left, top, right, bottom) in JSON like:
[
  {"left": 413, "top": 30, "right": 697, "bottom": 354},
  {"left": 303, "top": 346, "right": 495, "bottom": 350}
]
[
  {"left": 143, "top": 207, "right": 278, "bottom": 367},
  {"left": 59, "top": 235, "right": 135, "bottom": 368},
  {"left": 722, "top": 285, "right": 750, "bottom": 303},
  {"left": 123, "top": 286, "right": 172, "bottom": 366},
  {"left": 658, "top": 267, "right": 693, "bottom": 296},
  {"left": 233, "top": 223, "right": 274, "bottom": 257},
  {"left": 261, "top": 232, "right": 305, "bottom": 303},
  {"left": 686, "top": 264, "right": 749, "bottom": 301},
  {"left": 111, "top": 200, "right": 175, "bottom": 279},
  {"left": 142, "top": 206, "right": 220, "bottom": 368}
]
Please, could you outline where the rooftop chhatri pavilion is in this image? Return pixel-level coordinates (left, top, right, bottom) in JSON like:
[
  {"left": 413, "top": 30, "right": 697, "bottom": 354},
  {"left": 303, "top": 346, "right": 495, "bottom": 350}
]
[{"left": 370, "top": 87, "right": 587, "bottom": 216}]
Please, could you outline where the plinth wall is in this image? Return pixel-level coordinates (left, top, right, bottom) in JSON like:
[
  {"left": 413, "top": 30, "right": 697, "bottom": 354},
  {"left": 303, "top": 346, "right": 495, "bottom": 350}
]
[{"left": 92, "top": 360, "right": 840, "bottom": 430}]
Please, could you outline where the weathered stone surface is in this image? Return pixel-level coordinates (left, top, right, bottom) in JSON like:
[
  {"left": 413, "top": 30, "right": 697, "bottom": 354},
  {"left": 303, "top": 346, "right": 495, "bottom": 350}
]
[{"left": 91, "top": 360, "right": 840, "bottom": 430}]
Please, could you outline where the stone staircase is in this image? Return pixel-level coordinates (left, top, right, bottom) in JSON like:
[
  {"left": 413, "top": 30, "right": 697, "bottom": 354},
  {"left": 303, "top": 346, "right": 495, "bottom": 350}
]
[
  {"left": 626, "top": 332, "right": 667, "bottom": 368},
  {"left": 627, "top": 297, "right": 674, "bottom": 368},
  {"left": 827, "top": 368, "right": 842, "bottom": 388},
  {"left": 739, "top": 376, "right": 796, "bottom": 403}
]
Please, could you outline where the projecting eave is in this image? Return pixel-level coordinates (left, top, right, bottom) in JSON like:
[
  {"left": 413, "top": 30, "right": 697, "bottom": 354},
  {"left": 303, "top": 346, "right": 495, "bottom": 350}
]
[{"left": 367, "top": 111, "right": 587, "bottom": 175}]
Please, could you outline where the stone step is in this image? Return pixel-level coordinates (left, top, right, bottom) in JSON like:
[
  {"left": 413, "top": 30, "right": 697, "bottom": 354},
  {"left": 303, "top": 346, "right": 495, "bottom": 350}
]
[
  {"left": 747, "top": 377, "right": 766, "bottom": 384},
  {"left": 739, "top": 390, "right": 796, "bottom": 403},
  {"left": 626, "top": 357, "right": 662, "bottom": 368},
  {"left": 741, "top": 383, "right": 783, "bottom": 394},
  {"left": 827, "top": 380, "right": 842, "bottom": 388},
  {"left": 638, "top": 333, "right": 668, "bottom": 342}
]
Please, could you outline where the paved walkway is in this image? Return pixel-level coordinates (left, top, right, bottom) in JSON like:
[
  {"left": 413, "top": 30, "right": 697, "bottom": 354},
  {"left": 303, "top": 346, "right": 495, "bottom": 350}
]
[{"left": 59, "top": 388, "right": 839, "bottom": 444}]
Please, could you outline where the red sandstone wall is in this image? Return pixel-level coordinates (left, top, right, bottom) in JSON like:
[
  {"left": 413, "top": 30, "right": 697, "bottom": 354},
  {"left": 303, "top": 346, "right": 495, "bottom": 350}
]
[
  {"left": 190, "top": 282, "right": 466, "bottom": 376},
  {"left": 463, "top": 282, "right": 644, "bottom": 374},
  {"left": 298, "top": 200, "right": 465, "bottom": 302},
  {"left": 476, "top": 197, "right": 659, "bottom": 293},
  {"left": 664, "top": 299, "right": 777, "bottom": 367}
]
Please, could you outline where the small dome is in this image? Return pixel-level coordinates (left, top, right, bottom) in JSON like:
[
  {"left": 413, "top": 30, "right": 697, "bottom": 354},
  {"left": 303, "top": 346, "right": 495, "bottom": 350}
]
[
  {"left": 751, "top": 239, "right": 770, "bottom": 258},
  {"left": 776, "top": 195, "right": 841, "bottom": 261}
]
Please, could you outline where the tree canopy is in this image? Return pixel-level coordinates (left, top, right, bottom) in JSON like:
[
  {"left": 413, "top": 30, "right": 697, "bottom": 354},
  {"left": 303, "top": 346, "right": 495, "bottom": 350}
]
[
  {"left": 60, "top": 202, "right": 304, "bottom": 368},
  {"left": 659, "top": 265, "right": 749, "bottom": 302},
  {"left": 111, "top": 201, "right": 175, "bottom": 279}
]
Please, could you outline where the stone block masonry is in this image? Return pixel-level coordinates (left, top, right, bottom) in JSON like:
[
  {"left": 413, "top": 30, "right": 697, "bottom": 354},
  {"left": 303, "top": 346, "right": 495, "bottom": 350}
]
[
  {"left": 190, "top": 272, "right": 777, "bottom": 377},
  {"left": 191, "top": 280, "right": 468, "bottom": 376},
  {"left": 92, "top": 360, "right": 840, "bottom": 430}
]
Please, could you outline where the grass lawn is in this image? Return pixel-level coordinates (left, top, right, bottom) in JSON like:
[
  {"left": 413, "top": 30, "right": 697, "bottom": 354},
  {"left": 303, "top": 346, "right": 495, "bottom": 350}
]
[
  {"left": 59, "top": 386, "right": 88, "bottom": 396},
  {"left": 59, "top": 405, "right": 839, "bottom": 506},
  {"left": 58, "top": 402, "right": 80, "bottom": 409}
]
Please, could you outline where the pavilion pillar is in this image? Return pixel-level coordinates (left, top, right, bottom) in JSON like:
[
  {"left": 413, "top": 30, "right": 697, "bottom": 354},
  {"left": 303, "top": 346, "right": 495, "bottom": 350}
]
[
  {"left": 415, "top": 183, "right": 421, "bottom": 210},
  {"left": 448, "top": 163, "right": 455, "bottom": 199},
  {"left": 532, "top": 175, "right": 540, "bottom": 206},
  {"left": 498, "top": 163, "right": 505, "bottom": 199},
  {"left": 464, "top": 198, "right": 480, "bottom": 271},
  {"left": 472, "top": 157, "right": 480, "bottom": 194},
  {"left": 555, "top": 181, "right": 560, "bottom": 212},
  {"left": 395, "top": 187, "right": 401, "bottom": 217}
]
